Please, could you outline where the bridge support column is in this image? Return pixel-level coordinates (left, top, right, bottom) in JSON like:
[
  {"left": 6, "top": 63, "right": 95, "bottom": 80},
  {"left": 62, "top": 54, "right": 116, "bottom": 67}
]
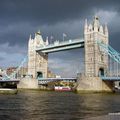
[
  {"left": 76, "top": 75, "right": 114, "bottom": 92},
  {"left": 17, "top": 78, "right": 39, "bottom": 89}
]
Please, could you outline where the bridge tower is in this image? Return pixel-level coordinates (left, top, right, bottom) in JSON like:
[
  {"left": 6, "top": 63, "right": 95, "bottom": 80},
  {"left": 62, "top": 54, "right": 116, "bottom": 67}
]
[
  {"left": 28, "top": 31, "right": 48, "bottom": 79},
  {"left": 77, "top": 16, "right": 114, "bottom": 92},
  {"left": 84, "top": 16, "right": 108, "bottom": 77}
]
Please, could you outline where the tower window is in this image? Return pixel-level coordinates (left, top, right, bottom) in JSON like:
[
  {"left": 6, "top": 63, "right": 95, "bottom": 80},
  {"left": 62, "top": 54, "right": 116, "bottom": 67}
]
[{"left": 96, "top": 17, "right": 98, "bottom": 20}]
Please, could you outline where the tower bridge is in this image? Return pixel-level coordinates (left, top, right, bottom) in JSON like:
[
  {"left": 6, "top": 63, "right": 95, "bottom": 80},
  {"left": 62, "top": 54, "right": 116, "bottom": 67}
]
[
  {"left": 3, "top": 16, "right": 120, "bottom": 92},
  {"left": 28, "top": 16, "right": 109, "bottom": 79}
]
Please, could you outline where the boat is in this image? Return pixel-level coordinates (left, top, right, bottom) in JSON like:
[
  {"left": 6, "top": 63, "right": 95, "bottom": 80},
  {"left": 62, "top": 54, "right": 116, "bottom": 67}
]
[
  {"left": 54, "top": 86, "right": 72, "bottom": 91},
  {"left": 0, "top": 88, "right": 18, "bottom": 94}
]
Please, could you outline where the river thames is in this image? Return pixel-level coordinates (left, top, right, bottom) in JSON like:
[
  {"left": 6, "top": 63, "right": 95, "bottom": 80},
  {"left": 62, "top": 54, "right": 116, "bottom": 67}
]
[{"left": 0, "top": 91, "right": 120, "bottom": 120}]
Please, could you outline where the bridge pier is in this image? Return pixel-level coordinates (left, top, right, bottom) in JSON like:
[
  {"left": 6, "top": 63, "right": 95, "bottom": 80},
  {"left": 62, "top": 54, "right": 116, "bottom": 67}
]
[
  {"left": 17, "top": 78, "right": 39, "bottom": 89},
  {"left": 76, "top": 75, "right": 114, "bottom": 92}
]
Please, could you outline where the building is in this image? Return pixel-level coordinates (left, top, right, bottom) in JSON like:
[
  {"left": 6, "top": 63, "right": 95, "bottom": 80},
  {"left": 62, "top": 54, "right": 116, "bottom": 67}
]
[{"left": 6, "top": 67, "right": 17, "bottom": 76}]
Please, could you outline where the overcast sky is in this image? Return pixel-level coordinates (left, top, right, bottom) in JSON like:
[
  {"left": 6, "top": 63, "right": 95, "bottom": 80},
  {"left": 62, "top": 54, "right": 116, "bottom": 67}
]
[{"left": 0, "top": 0, "right": 120, "bottom": 77}]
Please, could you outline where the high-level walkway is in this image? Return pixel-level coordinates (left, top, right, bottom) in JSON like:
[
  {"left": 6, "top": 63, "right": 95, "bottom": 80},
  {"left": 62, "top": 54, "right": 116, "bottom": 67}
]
[{"left": 36, "top": 39, "right": 84, "bottom": 53}]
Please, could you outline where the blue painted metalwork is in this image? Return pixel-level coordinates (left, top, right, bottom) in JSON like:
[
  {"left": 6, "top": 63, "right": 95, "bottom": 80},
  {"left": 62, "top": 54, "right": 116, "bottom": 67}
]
[
  {"left": 9, "top": 56, "right": 27, "bottom": 79},
  {"left": 97, "top": 40, "right": 120, "bottom": 81},
  {"left": 36, "top": 39, "right": 84, "bottom": 53},
  {"left": 97, "top": 41, "right": 120, "bottom": 64},
  {"left": 0, "top": 79, "right": 20, "bottom": 83},
  {"left": 2, "top": 56, "right": 28, "bottom": 80},
  {"left": 101, "top": 76, "right": 120, "bottom": 81}
]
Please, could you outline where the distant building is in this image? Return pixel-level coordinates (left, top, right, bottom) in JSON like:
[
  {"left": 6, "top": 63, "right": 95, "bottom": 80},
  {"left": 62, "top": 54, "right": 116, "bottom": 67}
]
[
  {"left": 47, "top": 69, "right": 56, "bottom": 78},
  {"left": 17, "top": 67, "right": 28, "bottom": 78},
  {"left": 6, "top": 67, "right": 17, "bottom": 76},
  {"left": 6, "top": 67, "right": 27, "bottom": 78}
]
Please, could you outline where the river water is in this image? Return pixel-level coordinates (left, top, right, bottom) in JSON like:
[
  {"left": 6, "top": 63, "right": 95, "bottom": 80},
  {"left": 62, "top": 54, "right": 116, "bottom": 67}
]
[{"left": 0, "top": 91, "right": 120, "bottom": 120}]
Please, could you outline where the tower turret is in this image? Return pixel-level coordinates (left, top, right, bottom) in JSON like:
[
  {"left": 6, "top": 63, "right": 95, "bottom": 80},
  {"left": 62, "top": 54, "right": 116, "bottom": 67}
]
[
  {"left": 46, "top": 37, "right": 49, "bottom": 45},
  {"left": 104, "top": 24, "right": 108, "bottom": 36},
  {"left": 29, "top": 34, "right": 32, "bottom": 41},
  {"left": 99, "top": 25, "right": 103, "bottom": 33},
  {"left": 93, "top": 16, "right": 100, "bottom": 32},
  {"left": 84, "top": 19, "right": 88, "bottom": 33},
  {"left": 34, "top": 30, "right": 44, "bottom": 47},
  {"left": 88, "top": 24, "right": 93, "bottom": 32}
]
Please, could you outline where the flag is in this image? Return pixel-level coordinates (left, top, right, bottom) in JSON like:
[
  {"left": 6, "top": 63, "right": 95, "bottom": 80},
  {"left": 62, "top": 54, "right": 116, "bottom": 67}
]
[{"left": 63, "top": 33, "right": 67, "bottom": 37}]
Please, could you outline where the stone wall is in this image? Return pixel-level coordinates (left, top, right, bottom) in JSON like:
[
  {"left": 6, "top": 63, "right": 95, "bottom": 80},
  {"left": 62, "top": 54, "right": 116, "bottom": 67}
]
[
  {"left": 17, "top": 78, "right": 39, "bottom": 89},
  {"left": 76, "top": 75, "right": 114, "bottom": 92}
]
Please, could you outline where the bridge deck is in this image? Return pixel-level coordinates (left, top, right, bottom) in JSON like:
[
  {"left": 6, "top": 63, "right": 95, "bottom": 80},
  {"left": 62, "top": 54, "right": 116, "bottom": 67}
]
[
  {"left": 38, "top": 78, "right": 77, "bottom": 85},
  {"left": 101, "top": 77, "right": 120, "bottom": 81},
  {"left": 0, "top": 79, "right": 20, "bottom": 83}
]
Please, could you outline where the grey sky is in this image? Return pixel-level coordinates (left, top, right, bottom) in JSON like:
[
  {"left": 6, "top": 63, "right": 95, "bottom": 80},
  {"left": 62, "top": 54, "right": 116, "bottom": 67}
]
[{"left": 0, "top": 0, "right": 120, "bottom": 77}]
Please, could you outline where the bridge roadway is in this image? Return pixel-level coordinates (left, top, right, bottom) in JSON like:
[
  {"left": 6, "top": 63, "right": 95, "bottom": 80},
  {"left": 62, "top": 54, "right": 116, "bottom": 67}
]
[
  {"left": 38, "top": 78, "right": 77, "bottom": 85},
  {"left": 36, "top": 39, "right": 84, "bottom": 53},
  {"left": 0, "top": 79, "right": 19, "bottom": 83},
  {"left": 101, "top": 76, "right": 120, "bottom": 81},
  {"left": 1, "top": 76, "right": 120, "bottom": 85},
  {"left": 0, "top": 78, "right": 77, "bottom": 85}
]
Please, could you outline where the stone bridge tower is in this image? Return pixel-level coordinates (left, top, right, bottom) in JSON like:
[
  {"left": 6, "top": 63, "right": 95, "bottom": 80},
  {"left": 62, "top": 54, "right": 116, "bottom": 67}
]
[
  {"left": 28, "top": 31, "right": 48, "bottom": 79},
  {"left": 76, "top": 16, "right": 114, "bottom": 92},
  {"left": 84, "top": 16, "right": 108, "bottom": 77}
]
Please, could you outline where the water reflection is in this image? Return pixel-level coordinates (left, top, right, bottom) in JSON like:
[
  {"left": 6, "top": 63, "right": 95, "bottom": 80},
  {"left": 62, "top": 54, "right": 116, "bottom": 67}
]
[{"left": 0, "top": 91, "right": 120, "bottom": 120}]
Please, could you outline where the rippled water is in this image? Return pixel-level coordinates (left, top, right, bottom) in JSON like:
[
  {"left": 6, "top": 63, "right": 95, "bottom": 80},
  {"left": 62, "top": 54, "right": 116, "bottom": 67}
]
[{"left": 0, "top": 91, "right": 120, "bottom": 120}]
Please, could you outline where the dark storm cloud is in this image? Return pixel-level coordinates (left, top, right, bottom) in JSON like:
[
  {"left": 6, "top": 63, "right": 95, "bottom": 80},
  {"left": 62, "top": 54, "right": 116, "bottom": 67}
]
[
  {"left": 0, "top": 0, "right": 120, "bottom": 46},
  {"left": 0, "top": 0, "right": 120, "bottom": 76},
  {"left": 0, "top": 56, "right": 4, "bottom": 61},
  {"left": 0, "top": 0, "right": 119, "bottom": 24}
]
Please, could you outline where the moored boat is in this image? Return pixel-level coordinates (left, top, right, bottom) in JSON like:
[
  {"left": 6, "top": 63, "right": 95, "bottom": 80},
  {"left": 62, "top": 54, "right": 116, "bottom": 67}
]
[
  {"left": 54, "top": 86, "right": 72, "bottom": 91},
  {"left": 0, "top": 88, "right": 18, "bottom": 94}
]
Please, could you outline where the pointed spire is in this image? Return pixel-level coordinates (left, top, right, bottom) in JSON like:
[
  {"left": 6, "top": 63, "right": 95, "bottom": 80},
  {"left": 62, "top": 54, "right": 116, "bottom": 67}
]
[
  {"left": 93, "top": 15, "right": 100, "bottom": 32},
  {"left": 37, "top": 30, "right": 41, "bottom": 35},
  {"left": 46, "top": 36, "right": 49, "bottom": 45},
  {"left": 84, "top": 19, "right": 88, "bottom": 33},
  {"left": 99, "top": 25, "right": 103, "bottom": 33},
  {"left": 35, "top": 30, "right": 41, "bottom": 37},
  {"left": 104, "top": 24, "right": 108, "bottom": 36},
  {"left": 88, "top": 24, "right": 93, "bottom": 32},
  {"left": 29, "top": 34, "right": 32, "bottom": 40}
]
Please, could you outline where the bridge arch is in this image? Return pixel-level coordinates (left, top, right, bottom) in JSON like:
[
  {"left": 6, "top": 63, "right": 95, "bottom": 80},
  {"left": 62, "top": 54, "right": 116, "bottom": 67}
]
[
  {"left": 37, "top": 71, "right": 43, "bottom": 79},
  {"left": 99, "top": 68, "right": 104, "bottom": 77}
]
